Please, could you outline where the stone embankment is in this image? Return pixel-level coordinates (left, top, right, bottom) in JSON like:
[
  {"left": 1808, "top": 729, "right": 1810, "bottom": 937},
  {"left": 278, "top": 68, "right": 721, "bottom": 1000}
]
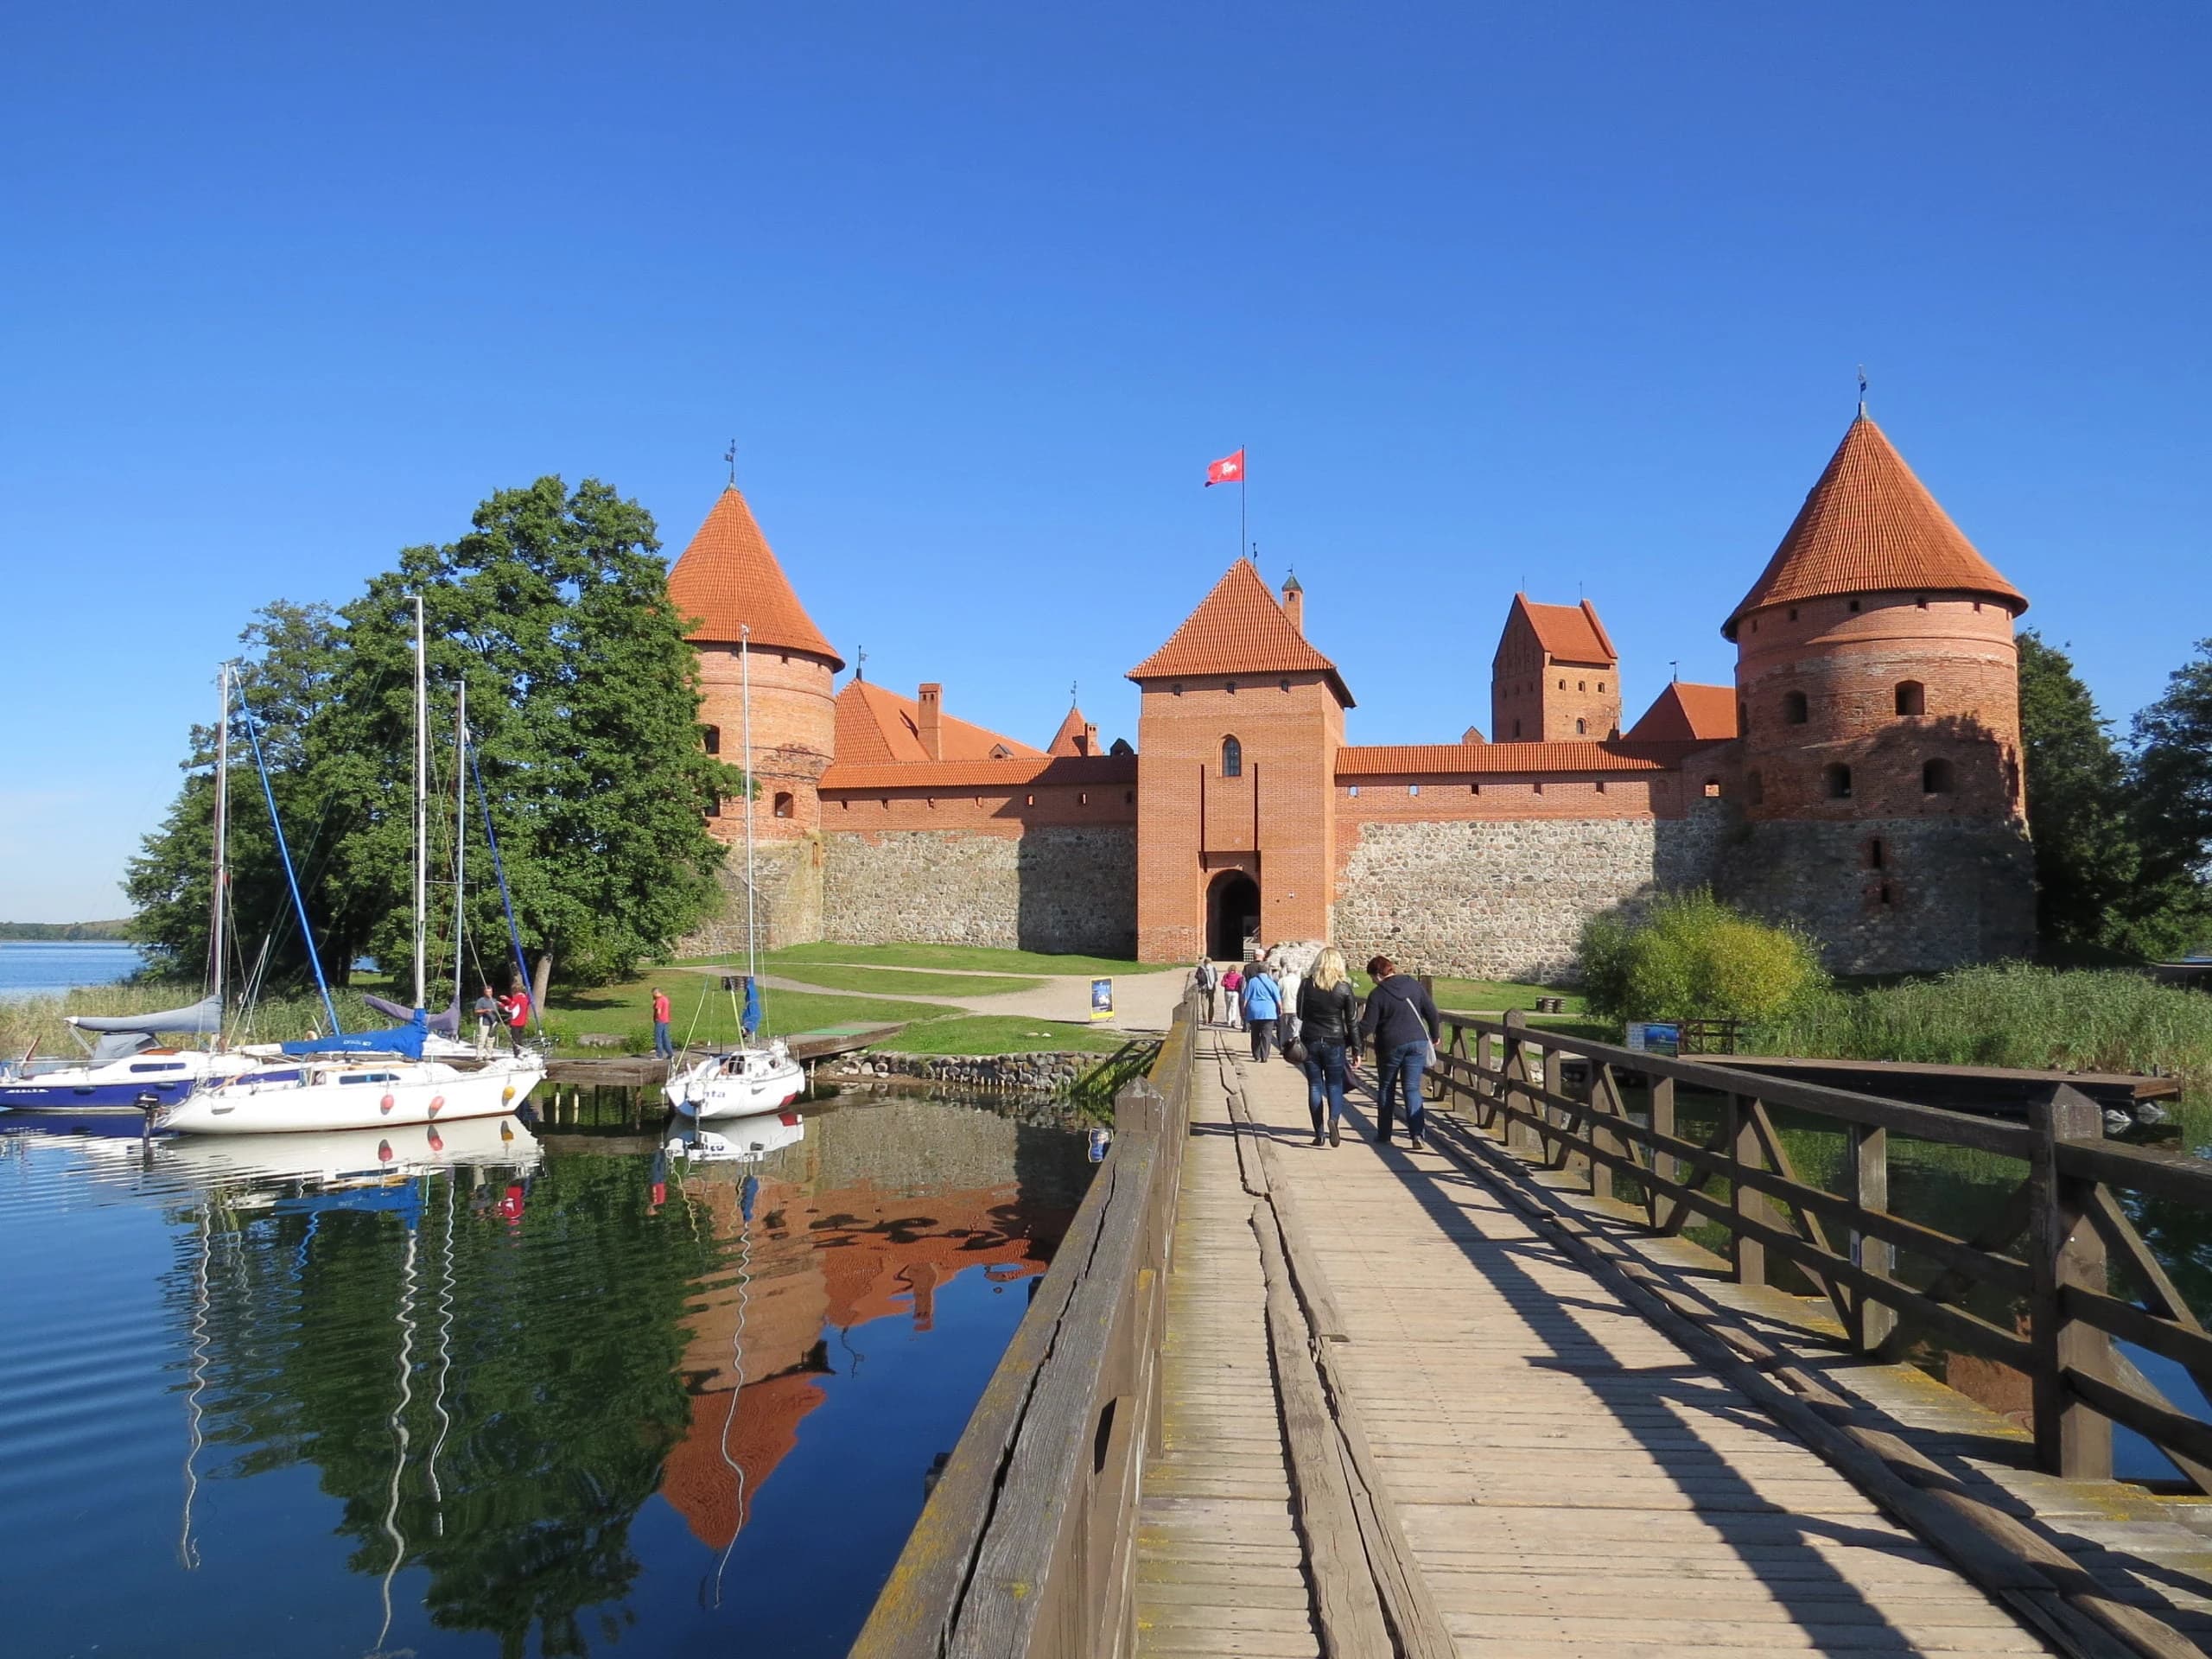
[{"left": 827, "top": 1050, "right": 1096, "bottom": 1094}]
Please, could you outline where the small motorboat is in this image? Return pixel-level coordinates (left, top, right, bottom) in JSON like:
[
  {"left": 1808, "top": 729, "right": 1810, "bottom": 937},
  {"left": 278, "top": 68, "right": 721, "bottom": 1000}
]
[
  {"left": 663, "top": 1041, "right": 804, "bottom": 1121},
  {"left": 159, "top": 1052, "right": 545, "bottom": 1135},
  {"left": 0, "top": 995, "right": 251, "bottom": 1120}
]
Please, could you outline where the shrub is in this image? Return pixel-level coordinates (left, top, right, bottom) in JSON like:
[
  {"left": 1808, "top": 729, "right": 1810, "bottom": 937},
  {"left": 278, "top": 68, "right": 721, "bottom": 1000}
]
[{"left": 1577, "top": 890, "right": 1825, "bottom": 1025}]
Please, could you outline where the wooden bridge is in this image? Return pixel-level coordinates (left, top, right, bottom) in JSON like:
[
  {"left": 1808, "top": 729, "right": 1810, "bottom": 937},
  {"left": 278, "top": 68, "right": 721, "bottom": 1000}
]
[{"left": 852, "top": 997, "right": 2212, "bottom": 1659}]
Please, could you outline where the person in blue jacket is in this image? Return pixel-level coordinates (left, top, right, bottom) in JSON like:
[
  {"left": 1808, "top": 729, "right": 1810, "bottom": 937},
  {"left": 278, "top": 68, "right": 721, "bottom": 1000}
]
[{"left": 1240, "top": 962, "right": 1283, "bottom": 1063}]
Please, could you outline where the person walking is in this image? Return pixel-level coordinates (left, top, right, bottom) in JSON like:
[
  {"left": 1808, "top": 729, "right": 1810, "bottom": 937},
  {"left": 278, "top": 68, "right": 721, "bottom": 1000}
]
[
  {"left": 652, "top": 987, "right": 673, "bottom": 1059},
  {"left": 499, "top": 985, "right": 533, "bottom": 1056},
  {"left": 1274, "top": 954, "right": 1302, "bottom": 1060},
  {"left": 1192, "top": 957, "right": 1218, "bottom": 1025},
  {"left": 1241, "top": 960, "right": 1283, "bottom": 1063},
  {"left": 1359, "top": 956, "right": 1440, "bottom": 1148},
  {"left": 1296, "top": 947, "right": 1361, "bottom": 1147},
  {"left": 471, "top": 985, "right": 501, "bottom": 1059},
  {"left": 1222, "top": 963, "right": 1244, "bottom": 1031}
]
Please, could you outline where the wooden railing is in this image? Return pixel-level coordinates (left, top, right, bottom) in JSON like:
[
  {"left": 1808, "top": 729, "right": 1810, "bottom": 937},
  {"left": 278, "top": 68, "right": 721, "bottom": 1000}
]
[
  {"left": 850, "top": 995, "right": 1200, "bottom": 1659},
  {"left": 1434, "top": 1009, "right": 2212, "bottom": 1490}
]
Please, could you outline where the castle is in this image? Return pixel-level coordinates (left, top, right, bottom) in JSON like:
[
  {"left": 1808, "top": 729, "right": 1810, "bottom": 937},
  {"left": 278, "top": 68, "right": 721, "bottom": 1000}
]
[{"left": 668, "top": 411, "right": 2036, "bottom": 978}]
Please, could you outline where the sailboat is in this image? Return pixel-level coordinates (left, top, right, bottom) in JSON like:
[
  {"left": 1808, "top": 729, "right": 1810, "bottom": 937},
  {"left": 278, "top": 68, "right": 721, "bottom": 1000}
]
[
  {"left": 162, "top": 601, "right": 547, "bottom": 1136},
  {"left": 663, "top": 625, "right": 804, "bottom": 1122},
  {"left": 0, "top": 665, "right": 257, "bottom": 1121}
]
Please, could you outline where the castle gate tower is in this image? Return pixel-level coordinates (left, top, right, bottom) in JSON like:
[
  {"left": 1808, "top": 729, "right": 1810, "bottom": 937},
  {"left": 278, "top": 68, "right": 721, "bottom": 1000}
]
[
  {"left": 1716, "top": 412, "right": 2033, "bottom": 970},
  {"left": 1128, "top": 562, "right": 1351, "bottom": 962},
  {"left": 668, "top": 486, "right": 845, "bottom": 949}
]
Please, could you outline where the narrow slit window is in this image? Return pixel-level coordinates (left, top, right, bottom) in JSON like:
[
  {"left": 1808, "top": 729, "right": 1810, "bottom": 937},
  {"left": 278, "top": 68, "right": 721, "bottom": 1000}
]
[
  {"left": 1824, "top": 763, "right": 1853, "bottom": 800},
  {"left": 1221, "top": 735, "right": 1243, "bottom": 778}
]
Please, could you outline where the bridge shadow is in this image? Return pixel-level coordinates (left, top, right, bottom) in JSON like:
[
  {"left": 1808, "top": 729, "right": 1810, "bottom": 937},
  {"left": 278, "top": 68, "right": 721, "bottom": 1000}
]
[{"left": 1268, "top": 1065, "right": 1955, "bottom": 1652}]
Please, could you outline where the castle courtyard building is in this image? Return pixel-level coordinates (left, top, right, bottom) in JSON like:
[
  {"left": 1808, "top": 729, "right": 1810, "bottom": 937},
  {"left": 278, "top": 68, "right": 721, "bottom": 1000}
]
[{"left": 670, "top": 412, "right": 2035, "bottom": 977}]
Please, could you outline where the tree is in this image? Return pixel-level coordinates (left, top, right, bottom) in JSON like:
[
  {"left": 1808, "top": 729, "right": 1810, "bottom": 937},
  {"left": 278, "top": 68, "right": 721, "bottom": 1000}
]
[
  {"left": 2015, "top": 632, "right": 2141, "bottom": 955},
  {"left": 2127, "top": 637, "right": 2212, "bottom": 957},
  {"left": 130, "top": 478, "right": 741, "bottom": 998}
]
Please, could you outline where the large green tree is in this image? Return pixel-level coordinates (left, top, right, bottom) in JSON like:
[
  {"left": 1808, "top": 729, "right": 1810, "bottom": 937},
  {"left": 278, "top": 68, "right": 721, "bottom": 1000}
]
[
  {"left": 2016, "top": 631, "right": 2141, "bottom": 954},
  {"left": 129, "top": 478, "right": 740, "bottom": 999},
  {"left": 2126, "top": 637, "right": 2212, "bottom": 957}
]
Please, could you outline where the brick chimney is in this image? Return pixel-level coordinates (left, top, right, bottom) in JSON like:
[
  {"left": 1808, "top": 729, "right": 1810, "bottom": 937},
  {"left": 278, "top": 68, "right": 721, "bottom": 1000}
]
[
  {"left": 917, "top": 682, "right": 944, "bottom": 760},
  {"left": 1083, "top": 721, "right": 1098, "bottom": 756},
  {"left": 1281, "top": 570, "right": 1305, "bottom": 636}
]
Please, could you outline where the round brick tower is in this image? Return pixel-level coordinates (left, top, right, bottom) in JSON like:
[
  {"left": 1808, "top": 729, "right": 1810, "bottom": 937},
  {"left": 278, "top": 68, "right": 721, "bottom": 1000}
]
[
  {"left": 1715, "top": 412, "right": 2033, "bottom": 969},
  {"left": 667, "top": 486, "right": 844, "bottom": 946}
]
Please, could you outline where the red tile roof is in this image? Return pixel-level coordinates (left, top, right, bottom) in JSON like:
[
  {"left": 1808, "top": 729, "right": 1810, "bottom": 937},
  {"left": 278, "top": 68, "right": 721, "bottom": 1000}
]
[
  {"left": 819, "top": 754, "right": 1137, "bottom": 791},
  {"left": 668, "top": 487, "right": 844, "bottom": 666},
  {"left": 1336, "top": 741, "right": 1675, "bottom": 778},
  {"left": 1626, "top": 681, "right": 1738, "bottom": 744},
  {"left": 1724, "top": 415, "right": 2026, "bottom": 638},
  {"left": 834, "top": 681, "right": 1043, "bottom": 766},
  {"left": 1127, "top": 560, "right": 1353, "bottom": 706},
  {"left": 1511, "top": 594, "right": 1617, "bottom": 664},
  {"left": 1046, "top": 707, "right": 1095, "bottom": 757}
]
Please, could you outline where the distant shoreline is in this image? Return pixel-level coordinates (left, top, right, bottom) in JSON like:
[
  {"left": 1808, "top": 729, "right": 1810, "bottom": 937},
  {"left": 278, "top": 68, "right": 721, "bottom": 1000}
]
[{"left": 0, "top": 921, "right": 133, "bottom": 942}]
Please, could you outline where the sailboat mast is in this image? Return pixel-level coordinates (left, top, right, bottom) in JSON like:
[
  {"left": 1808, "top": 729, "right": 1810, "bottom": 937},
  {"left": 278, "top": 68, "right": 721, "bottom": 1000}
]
[
  {"left": 210, "top": 662, "right": 230, "bottom": 1042},
  {"left": 741, "top": 625, "right": 756, "bottom": 988},
  {"left": 451, "top": 679, "right": 467, "bottom": 1010},
  {"left": 412, "top": 594, "right": 429, "bottom": 1013}
]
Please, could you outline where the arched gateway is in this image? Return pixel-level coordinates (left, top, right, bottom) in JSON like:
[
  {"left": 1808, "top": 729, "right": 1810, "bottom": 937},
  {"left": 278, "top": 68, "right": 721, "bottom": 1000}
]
[{"left": 1206, "top": 871, "right": 1260, "bottom": 962}]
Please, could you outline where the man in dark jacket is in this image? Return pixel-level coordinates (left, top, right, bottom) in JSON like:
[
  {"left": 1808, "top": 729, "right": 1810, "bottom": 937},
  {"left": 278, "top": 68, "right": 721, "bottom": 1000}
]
[{"left": 1359, "top": 956, "right": 1440, "bottom": 1148}]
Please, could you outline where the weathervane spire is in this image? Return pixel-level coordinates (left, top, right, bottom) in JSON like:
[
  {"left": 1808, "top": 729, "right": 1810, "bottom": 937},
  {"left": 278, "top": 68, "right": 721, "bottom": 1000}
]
[
  {"left": 725, "top": 438, "right": 737, "bottom": 487},
  {"left": 855, "top": 645, "right": 867, "bottom": 683},
  {"left": 1857, "top": 365, "right": 1868, "bottom": 419}
]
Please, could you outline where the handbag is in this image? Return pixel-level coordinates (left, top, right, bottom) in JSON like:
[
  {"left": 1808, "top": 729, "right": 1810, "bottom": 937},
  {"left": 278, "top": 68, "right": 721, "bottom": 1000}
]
[{"left": 1285, "top": 1039, "right": 1308, "bottom": 1066}]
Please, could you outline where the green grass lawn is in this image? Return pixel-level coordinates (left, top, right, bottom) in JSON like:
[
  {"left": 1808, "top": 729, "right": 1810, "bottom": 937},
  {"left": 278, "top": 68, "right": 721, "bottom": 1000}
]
[
  {"left": 866, "top": 1014, "right": 1135, "bottom": 1057},
  {"left": 542, "top": 973, "right": 951, "bottom": 1052},
  {"left": 760, "top": 963, "right": 1046, "bottom": 998},
  {"left": 680, "top": 941, "right": 1178, "bottom": 977},
  {"left": 1342, "top": 971, "right": 1582, "bottom": 1016}
]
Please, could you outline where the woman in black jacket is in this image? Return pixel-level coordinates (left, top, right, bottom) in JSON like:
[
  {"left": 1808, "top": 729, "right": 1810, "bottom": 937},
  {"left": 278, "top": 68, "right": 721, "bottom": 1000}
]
[{"left": 1295, "top": 947, "right": 1361, "bottom": 1147}]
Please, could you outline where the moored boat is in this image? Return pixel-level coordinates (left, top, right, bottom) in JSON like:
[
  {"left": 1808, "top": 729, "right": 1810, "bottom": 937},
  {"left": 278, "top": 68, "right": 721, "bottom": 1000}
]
[
  {"left": 159, "top": 1051, "right": 544, "bottom": 1135},
  {"left": 663, "top": 1041, "right": 804, "bottom": 1121}
]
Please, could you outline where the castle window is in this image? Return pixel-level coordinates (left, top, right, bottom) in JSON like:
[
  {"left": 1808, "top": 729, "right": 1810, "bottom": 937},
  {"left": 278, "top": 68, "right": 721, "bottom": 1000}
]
[
  {"left": 1877, "top": 882, "right": 1894, "bottom": 906},
  {"left": 1788, "top": 607, "right": 1798, "bottom": 621},
  {"left": 1079, "top": 792, "right": 1088, "bottom": 804},
  {"left": 1703, "top": 778, "right": 1720, "bottom": 798},
  {"left": 1026, "top": 794, "right": 1035, "bottom": 807},
  {"left": 1748, "top": 770, "right": 1764, "bottom": 804},
  {"left": 1172, "top": 682, "right": 1183, "bottom": 696},
  {"left": 772, "top": 791, "right": 793, "bottom": 818},
  {"left": 1865, "top": 836, "right": 1886, "bottom": 870},
  {"left": 1598, "top": 681, "right": 1606, "bottom": 691},
  {"left": 1221, "top": 736, "right": 1243, "bottom": 778},
  {"left": 1279, "top": 678, "right": 1290, "bottom": 692},
  {"left": 1533, "top": 781, "right": 1544, "bottom": 794},
  {"left": 1824, "top": 763, "right": 1853, "bottom": 800},
  {"left": 1783, "top": 690, "right": 1808, "bottom": 725},
  {"left": 1578, "top": 681, "right": 1586, "bottom": 692},
  {"left": 1558, "top": 678, "right": 1567, "bottom": 690},
  {"left": 702, "top": 725, "right": 721, "bottom": 756},
  {"left": 1923, "top": 757, "right": 1955, "bottom": 795},
  {"left": 1848, "top": 598, "right": 1862, "bottom": 613},
  {"left": 1595, "top": 779, "right": 1607, "bottom": 793},
  {"left": 1470, "top": 783, "right": 1481, "bottom": 795},
  {"left": 1575, "top": 718, "right": 1587, "bottom": 734},
  {"left": 1895, "top": 681, "right": 1926, "bottom": 716},
  {"left": 1408, "top": 784, "right": 1421, "bottom": 797},
  {"left": 1512, "top": 718, "right": 1522, "bottom": 738},
  {"left": 1125, "top": 791, "right": 1135, "bottom": 804},
  {"left": 704, "top": 794, "right": 721, "bottom": 820},
  {"left": 989, "top": 743, "right": 1013, "bottom": 759},
  {"left": 1348, "top": 785, "right": 1359, "bottom": 798},
  {"left": 1738, "top": 699, "right": 1749, "bottom": 733},
  {"left": 1916, "top": 595, "right": 1929, "bottom": 608}
]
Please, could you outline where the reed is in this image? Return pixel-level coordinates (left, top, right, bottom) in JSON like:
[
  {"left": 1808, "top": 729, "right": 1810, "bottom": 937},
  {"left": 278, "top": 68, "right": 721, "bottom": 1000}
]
[
  {"left": 0, "top": 982, "right": 386, "bottom": 1057},
  {"left": 1749, "top": 964, "right": 2212, "bottom": 1096}
]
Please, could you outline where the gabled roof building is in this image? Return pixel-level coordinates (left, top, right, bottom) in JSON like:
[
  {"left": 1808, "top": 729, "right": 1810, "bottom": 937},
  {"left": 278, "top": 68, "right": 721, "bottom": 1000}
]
[{"left": 672, "top": 409, "right": 2033, "bottom": 976}]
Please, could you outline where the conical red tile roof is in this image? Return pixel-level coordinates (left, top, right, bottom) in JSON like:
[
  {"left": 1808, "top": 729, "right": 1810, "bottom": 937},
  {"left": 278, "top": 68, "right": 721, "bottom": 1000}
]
[
  {"left": 1127, "top": 560, "right": 1353, "bottom": 705},
  {"left": 1724, "top": 416, "right": 2024, "bottom": 639},
  {"left": 667, "top": 487, "right": 843, "bottom": 667},
  {"left": 1046, "top": 707, "right": 1093, "bottom": 757}
]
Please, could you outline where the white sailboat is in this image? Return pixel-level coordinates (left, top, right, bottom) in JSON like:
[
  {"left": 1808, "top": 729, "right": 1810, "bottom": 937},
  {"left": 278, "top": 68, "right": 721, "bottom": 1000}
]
[
  {"left": 664, "top": 623, "right": 804, "bottom": 1122},
  {"left": 163, "top": 601, "right": 546, "bottom": 1135}
]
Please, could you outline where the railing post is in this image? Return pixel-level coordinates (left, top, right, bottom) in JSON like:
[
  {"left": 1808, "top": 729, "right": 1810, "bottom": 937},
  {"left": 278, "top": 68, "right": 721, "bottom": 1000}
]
[
  {"left": 1846, "top": 1123, "right": 1895, "bottom": 1351},
  {"left": 1649, "top": 1075, "right": 1676, "bottom": 1228},
  {"left": 1476, "top": 1027, "right": 1497, "bottom": 1132},
  {"left": 1549, "top": 1045, "right": 1586, "bottom": 1182},
  {"left": 1587, "top": 1064, "right": 1617, "bottom": 1205},
  {"left": 1726, "top": 1092, "right": 1765, "bottom": 1287},
  {"left": 2030, "top": 1085, "right": 2113, "bottom": 1479},
  {"left": 1502, "top": 1009, "right": 1538, "bottom": 1156}
]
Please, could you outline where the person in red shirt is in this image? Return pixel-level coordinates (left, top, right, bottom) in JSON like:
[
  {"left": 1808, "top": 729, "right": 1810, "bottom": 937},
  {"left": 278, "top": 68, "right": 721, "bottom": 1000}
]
[
  {"left": 652, "top": 987, "right": 672, "bottom": 1059},
  {"left": 499, "top": 988, "right": 531, "bottom": 1054}
]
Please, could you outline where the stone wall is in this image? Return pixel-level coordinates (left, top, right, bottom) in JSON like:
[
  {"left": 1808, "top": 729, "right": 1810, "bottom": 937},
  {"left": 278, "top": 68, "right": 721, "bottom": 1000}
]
[
  {"left": 1713, "top": 815, "right": 2035, "bottom": 975},
  {"left": 1332, "top": 805, "right": 1727, "bottom": 981},
  {"left": 675, "top": 838, "right": 823, "bottom": 957},
  {"left": 823, "top": 826, "right": 1137, "bottom": 956}
]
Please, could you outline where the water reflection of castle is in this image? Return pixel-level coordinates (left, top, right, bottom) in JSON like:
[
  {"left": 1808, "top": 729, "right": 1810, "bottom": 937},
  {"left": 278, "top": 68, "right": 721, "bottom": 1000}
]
[{"left": 658, "top": 1096, "right": 1090, "bottom": 1550}]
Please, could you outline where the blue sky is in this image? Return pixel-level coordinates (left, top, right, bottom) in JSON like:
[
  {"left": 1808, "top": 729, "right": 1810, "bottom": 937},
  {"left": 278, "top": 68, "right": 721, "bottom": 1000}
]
[{"left": 3, "top": 3, "right": 2206, "bottom": 921}]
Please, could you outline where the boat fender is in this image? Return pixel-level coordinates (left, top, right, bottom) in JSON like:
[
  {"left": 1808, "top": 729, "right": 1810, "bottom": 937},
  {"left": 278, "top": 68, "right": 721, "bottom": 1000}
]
[
  {"left": 500, "top": 1085, "right": 515, "bottom": 1103},
  {"left": 380, "top": 1093, "right": 396, "bottom": 1114},
  {"left": 429, "top": 1094, "right": 445, "bottom": 1116},
  {"left": 427, "top": 1128, "right": 444, "bottom": 1152},
  {"left": 378, "top": 1139, "right": 393, "bottom": 1162}
]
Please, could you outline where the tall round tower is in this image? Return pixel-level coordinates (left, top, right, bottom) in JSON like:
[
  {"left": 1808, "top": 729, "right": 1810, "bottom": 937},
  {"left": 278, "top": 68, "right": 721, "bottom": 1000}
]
[
  {"left": 667, "top": 486, "right": 844, "bottom": 947},
  {"left": 1715, "top": 412, "right": 2033, "bottom": 969}
]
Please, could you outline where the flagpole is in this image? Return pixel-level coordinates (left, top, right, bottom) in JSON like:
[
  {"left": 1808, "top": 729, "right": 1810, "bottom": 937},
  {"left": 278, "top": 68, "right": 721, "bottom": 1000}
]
[{"left": 1240, "top": 443, "right": 1247, "bottom": 564}]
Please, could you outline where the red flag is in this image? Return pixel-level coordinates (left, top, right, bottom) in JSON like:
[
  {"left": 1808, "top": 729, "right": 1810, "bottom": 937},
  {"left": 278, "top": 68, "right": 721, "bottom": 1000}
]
[{"left": 1205, "top": 448, "right": 1245, "bottom": 486}]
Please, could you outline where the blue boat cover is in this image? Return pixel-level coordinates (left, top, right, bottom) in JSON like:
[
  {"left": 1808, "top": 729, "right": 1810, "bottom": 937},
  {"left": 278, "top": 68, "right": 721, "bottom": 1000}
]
[{"left": 280, "top": 1010, "right": 427, "bottom": 1059}]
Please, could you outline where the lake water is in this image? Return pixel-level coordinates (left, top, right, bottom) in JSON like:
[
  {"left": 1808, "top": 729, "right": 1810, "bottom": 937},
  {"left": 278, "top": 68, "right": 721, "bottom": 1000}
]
[
  {"left": 0, "top": 1087, "right": 1094, "bottom": 1657},
  {"left": 0, "top": 939, "right": 146, "bottom": 999}
]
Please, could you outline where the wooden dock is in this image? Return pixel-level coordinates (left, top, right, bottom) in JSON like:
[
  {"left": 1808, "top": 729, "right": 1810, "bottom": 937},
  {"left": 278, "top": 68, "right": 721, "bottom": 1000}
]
[
  {"left": 542, "top": 1020, "right": 904, "bottom": 1087},
  {"left": 852, "top": 1001, "right": 2212, "bottom": 1659}
]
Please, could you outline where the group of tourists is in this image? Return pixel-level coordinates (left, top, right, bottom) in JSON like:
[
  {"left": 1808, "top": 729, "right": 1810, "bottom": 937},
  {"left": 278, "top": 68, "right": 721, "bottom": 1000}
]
[
  {"left": 470, "top": 984, "right": 535, "bottom": 1057},
  {"left": 1190, "top": 950, "right": 1442, "bottom": 1152}
]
